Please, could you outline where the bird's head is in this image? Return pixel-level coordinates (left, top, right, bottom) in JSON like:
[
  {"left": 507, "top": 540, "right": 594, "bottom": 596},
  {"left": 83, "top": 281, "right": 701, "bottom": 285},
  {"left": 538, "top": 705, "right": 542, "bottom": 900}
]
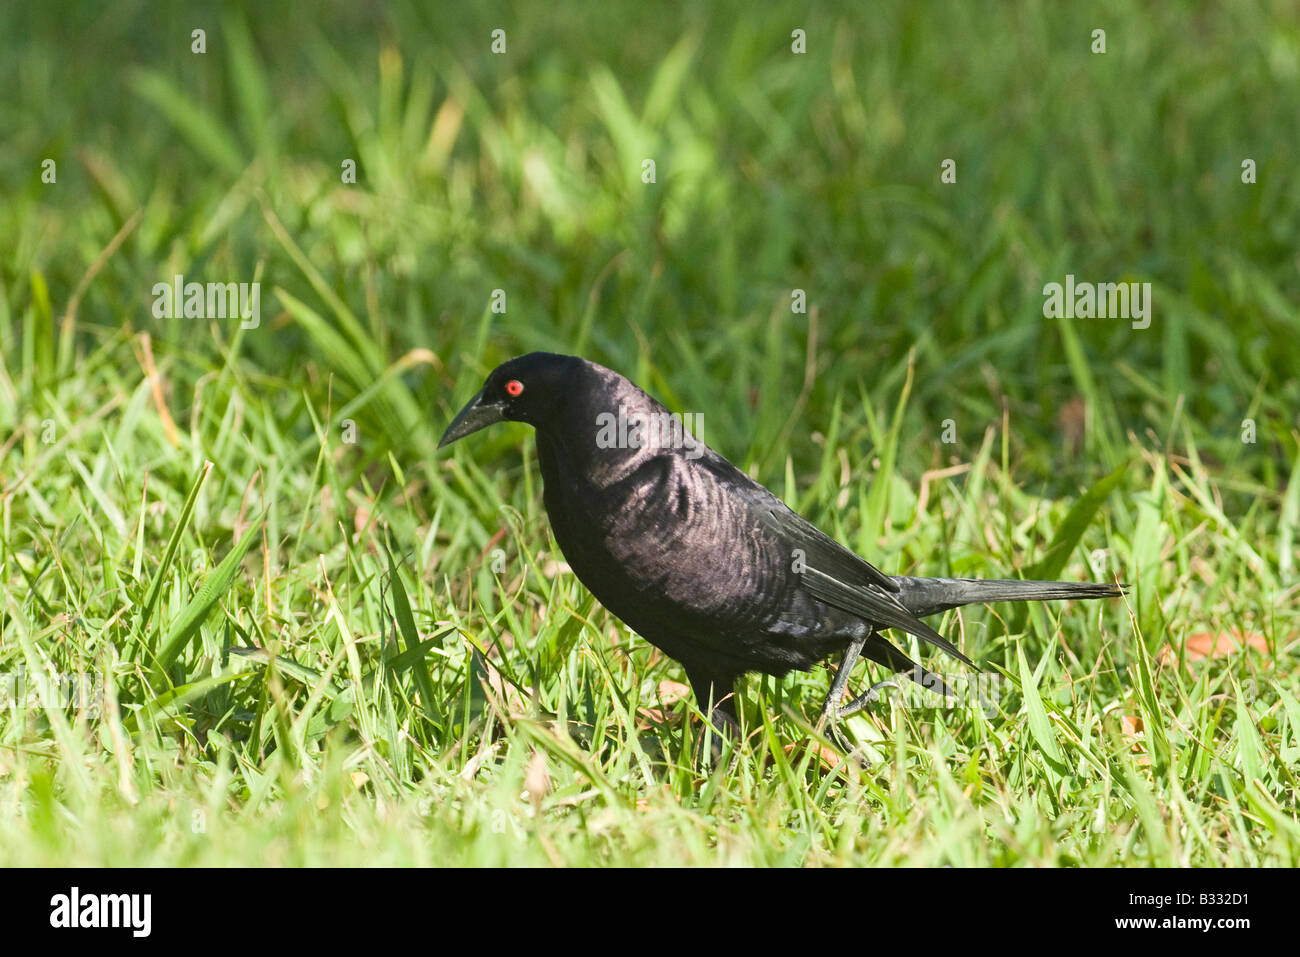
[{"left": 438, "top": 352, "right": 585, "bottom": 448}]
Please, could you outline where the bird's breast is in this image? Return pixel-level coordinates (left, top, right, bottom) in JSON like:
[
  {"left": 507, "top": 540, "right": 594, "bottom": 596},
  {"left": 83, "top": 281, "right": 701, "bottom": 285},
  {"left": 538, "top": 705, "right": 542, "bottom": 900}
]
[{"left": 540, "top": 449, "right": 790, "bottom": 635}]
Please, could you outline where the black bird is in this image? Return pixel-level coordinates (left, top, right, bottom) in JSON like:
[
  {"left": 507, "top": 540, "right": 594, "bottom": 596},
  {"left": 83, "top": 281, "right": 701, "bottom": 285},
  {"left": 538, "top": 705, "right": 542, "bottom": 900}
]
[{"left": 440, "top": 353, "right": 1121, "bottom": 750}]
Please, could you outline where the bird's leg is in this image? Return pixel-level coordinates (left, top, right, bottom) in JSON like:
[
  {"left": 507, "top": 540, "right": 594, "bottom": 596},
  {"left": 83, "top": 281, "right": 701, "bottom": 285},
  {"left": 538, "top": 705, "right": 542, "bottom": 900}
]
[
  {"left": 815, "top": 633, "right": 866, "bottom": 749},
  {"left": 705, "top": 700, "right": 740, "bottom": 766},
  {"left": 816, "top": 631, "right": 904, "bottom": 751},
  {"left": 685, "top": 667, "right": 740, "bottom": 767}
]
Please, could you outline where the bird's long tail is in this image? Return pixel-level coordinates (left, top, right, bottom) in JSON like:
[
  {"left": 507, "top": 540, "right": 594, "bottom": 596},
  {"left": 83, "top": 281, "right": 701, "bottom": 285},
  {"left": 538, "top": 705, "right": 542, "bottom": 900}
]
[{"left": 893, "top": 576, "right": 1124, "bottom": 619}]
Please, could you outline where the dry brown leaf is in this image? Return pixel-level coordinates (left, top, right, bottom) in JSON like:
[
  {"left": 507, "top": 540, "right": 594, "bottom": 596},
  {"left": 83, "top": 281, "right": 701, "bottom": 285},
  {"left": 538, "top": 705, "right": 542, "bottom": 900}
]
[
  {"left": 524, "top": 750, "right": 549, "bottom": 805},
  {"left": 635, "top": 706, "right": 681, "bottom": 728},
  {"left": 783, "top": 740, "right": 842, "bottom": 771},
  {"left": 1184, "top": 628, "right": 1267, "bottom": 660},
  {"left": 540, "top": 559, "right": 572, "bottom": 578},
  {"left": 1119, "top": 715, "right": 1150, "bottom": 765},
  {"left": 475, "top": 650, "right": 527, "bottom": 713},
  {"left": 656, "top": 680, "right": 690, "bottom": 704},
  {"left": 1158, "top": 628, "right": 1268, "bottom": 672},
  {"left": 635, "top": 680, "right": 693, "bottom": 728}
]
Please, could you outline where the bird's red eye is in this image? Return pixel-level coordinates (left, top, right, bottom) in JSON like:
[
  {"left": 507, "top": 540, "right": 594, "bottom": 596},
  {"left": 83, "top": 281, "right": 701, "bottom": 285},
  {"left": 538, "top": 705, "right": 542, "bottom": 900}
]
[{"left": 505, "top": 379, "right": 524, "bottom": 397}]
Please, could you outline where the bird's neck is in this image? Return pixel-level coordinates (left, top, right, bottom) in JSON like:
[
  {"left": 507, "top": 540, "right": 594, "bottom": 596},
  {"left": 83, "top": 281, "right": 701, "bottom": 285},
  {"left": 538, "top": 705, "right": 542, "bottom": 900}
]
[
  {"left": 535, "top": 418, "right": 658, "bottom": 494},
  {"left": 535, "top": 381, "right": 704, "bottom": 494}
]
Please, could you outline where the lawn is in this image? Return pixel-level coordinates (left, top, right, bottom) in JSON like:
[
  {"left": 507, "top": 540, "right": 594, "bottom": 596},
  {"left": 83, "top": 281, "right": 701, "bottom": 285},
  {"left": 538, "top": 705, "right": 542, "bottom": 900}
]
[{"left": 1, "top": 0, "right": 1297, "bottom": 866}]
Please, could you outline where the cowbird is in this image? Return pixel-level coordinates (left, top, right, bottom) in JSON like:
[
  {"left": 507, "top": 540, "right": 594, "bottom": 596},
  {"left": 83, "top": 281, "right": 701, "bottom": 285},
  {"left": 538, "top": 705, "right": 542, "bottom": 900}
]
[{"left": 440, "top": 352, "right": 1121, "bottom": 750}]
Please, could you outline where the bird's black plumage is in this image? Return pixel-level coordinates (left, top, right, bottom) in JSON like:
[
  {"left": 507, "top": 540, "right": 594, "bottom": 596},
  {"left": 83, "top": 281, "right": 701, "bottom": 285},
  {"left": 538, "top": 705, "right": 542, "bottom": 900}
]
[{"left": 440, "top": 352, "right": 1122, "bottom": 748}]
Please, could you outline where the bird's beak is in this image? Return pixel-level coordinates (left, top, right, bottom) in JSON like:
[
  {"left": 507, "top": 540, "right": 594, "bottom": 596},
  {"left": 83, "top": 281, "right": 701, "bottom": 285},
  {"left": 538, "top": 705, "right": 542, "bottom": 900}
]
[{"left": 438, "top": 389, "right": 507, "bottom": 449}]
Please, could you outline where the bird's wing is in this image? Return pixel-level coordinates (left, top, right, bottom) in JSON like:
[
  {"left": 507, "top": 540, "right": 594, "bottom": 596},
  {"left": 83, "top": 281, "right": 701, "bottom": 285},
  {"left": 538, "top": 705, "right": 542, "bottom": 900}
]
[
  {"left": 758, "top": 502, "right": 973, "bottom": 667},
  {"left": 758, "top": 499, "right": 900, "bottom": 593},
  {"left": 686, "top": 451, "right": 972, "bottom": 667},
  {"left": 799, "top": 563, "right": 972, "bottom": 666}
]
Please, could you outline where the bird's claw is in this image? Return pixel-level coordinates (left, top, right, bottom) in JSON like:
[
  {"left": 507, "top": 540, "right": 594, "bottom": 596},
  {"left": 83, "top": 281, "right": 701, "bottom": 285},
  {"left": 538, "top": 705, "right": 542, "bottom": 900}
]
[{"left": 816, "top": 677, "right": 899, "bottom": 753}]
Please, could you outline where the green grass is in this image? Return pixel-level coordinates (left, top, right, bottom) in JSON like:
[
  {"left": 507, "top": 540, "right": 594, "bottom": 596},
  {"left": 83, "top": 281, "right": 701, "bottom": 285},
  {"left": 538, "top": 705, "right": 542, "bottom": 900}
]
[{"left": 1, "top": 0, "right": 1297, "bottom": 866}]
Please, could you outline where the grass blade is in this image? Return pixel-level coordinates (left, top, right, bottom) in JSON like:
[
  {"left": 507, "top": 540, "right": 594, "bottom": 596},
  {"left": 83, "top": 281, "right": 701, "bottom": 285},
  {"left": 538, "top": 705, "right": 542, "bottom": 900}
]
[
  {"left": 138, "top": 460, "right": 212, "bottom": 639},
  {"left": 151, "top": 513, "right": 263, "bottom": 684}
]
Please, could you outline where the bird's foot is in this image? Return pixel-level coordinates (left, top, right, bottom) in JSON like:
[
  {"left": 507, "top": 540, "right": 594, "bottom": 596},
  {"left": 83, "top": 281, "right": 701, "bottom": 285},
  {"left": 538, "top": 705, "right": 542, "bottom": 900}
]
[
  {"left": 815, "top": 677, "right": 900, "bottom": 754},
  {"left": 813, "top": 706, "right": 850, "bottom": 753},
  {"left": 836, "top": 678, "right": 899, "bottom": 720}
]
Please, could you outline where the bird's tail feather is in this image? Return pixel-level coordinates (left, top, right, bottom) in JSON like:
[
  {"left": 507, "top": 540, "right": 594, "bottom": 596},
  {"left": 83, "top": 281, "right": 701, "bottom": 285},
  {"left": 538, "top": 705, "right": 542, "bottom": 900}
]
[{"left": 894, "top": 576, "right": 1124, "bottom": 619}]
